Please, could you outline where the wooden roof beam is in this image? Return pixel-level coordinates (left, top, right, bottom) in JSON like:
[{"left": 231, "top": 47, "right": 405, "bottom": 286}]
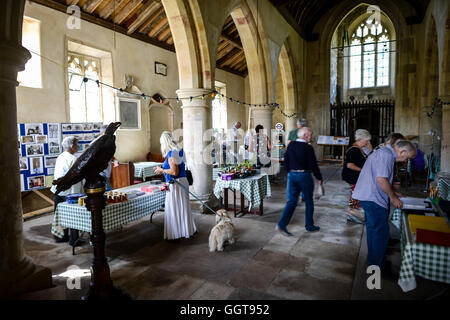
[
  {"left": 66, "top": 0, "right": 81, "bottom": 5},
  {"left": 148, "top": 16, "right": 168, "bottom": 37},
  {"left": 216, "top": 43, "right": 234, "bottom": 61},
  {"left": 229, "top": 53, "right": 246, "bottom": 68},
  {"left": 217, "top": 40, "right": 229, "bottom": 52},
  {"left": 157, "top": 24, "right": 171, "bottom": 41},
  {"left": 219, "top": 33, "right": 242, "bottom": 50},
  {"left": 83, "top": 0, "right": 103, "bottom": 14},
  {"left": 138, "top": 6, "right": 165, "bottom": 33},
  {"left": 114, "top": 0, "right": 144, "bottom": 24},
  {"left": 219, "top": 49, "right": 243, "bottom": 67},
  {"left": 99, "top": 0, "right": 127, "bottom": 19},
  {"left": 127, "top": 1, "right": 161, "bottom": 34}
]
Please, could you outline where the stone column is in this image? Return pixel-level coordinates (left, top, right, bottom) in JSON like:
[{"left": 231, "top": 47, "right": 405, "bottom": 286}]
[
  {"left": 252, "top": 107, "right": 273, "bottom": 134},
  {"left": 440, "top": 104, "right": 450, "bottom": 173},
  {"left": 176, "top": 88, "right": 212, "bottom": 199},
  {"left": 0, "top": 0, "right": 52, "bottom": 298},
  {"left": 285, "top": 117, "right": 297, "bottom": 136}
]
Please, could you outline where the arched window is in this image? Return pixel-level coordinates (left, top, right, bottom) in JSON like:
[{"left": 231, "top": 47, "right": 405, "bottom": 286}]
[{"left": 349, "top": 20, "right": 390, "bottom": 88}]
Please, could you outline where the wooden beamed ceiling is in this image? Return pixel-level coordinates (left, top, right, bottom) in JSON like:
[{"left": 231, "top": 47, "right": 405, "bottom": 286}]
[
  {"left": 30, "top": 0, "right": 248, "bottom": 77},
  {"left": 269, "top": 0, "right": 431, "bottom": 41}
]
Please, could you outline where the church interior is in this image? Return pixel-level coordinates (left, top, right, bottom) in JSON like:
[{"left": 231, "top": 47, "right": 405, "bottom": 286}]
[{"left": 1, "top": 0, "right": 449, "bottom": 301}]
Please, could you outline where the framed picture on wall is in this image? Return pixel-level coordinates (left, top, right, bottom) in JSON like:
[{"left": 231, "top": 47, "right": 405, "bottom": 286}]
[
  {"left": 116, "top": 95, "right": 141, "bottom": 130},
  {"left": 155, "top": 62, "right": 167, "bottom": 76}
]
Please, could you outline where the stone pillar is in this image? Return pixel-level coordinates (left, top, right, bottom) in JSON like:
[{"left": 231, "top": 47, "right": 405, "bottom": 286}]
[
  {"left": 252, "top": 107, "right": 273, "bottom": 134},
  {"left": 440, "top": 105, "right": 450, "bottom": 173},
  {"left": 0, "top": 0, "right": 52, "bottom": 298},
  {"left": 176, "top": 88, "right": 212, "bottom": 199},
  {"left": 285, "top": 117, "right": 297, "bottom": 136}
]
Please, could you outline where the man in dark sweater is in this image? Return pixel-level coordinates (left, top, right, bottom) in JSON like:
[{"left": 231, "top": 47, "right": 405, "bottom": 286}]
[{"left": 276, "top": 127, "right": 323, "bottom": 236}]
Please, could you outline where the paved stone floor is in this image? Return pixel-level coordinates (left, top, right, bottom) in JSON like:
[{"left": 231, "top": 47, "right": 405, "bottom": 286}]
[{"left": 17, "top": 165, "right": 449, "bottom": 300}]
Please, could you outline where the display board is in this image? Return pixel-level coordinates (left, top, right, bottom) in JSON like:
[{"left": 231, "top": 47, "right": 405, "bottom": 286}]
[
  {"left": 317, "top": 135, "right": 349, "bottom": 145},
  {"left": 18, "top": 122, "right": 102, "bottom": 191}
]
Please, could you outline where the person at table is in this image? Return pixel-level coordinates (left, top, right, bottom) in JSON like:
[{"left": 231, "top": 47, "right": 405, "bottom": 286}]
[
  {"left": 342, "top": 129, "right": 373, "bottom": 224},
  {"left": 50, "top": 136, "right": 83, "bottom": 245},
  {"left": 154, "top": 131, "right": 197, "bottom": 242},
  {"left": 223, "top": 121, "right": 242, "bottom": 164},
  {"left": 287, "top": 118, "right": 307, "bottom": 146},
  {"left": 374, "top": 132, "right": 405, "bottom": 151},
  {"left": 276, "top": 127, "right": 323, "bottom": 236},
  {"left": 352, "top": 140, "right": 416, "bottom": 272},
  {"left": 248, "top": 124, "right": 272, "bottom": 168}
]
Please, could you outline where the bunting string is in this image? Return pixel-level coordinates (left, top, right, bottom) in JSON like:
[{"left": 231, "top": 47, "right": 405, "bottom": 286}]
[{"left": 25, "top": 48, "right": 300, "bottom": 119}]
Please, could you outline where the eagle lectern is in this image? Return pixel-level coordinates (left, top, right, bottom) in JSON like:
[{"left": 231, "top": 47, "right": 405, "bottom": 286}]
[{"left": 53, "top": 122, "right": 130, "bottom": 300}]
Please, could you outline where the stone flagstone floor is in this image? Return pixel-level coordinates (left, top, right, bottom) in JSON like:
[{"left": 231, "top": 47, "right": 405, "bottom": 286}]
[{"left": 17, "top": 165, "right": 449, "bottom": 300}]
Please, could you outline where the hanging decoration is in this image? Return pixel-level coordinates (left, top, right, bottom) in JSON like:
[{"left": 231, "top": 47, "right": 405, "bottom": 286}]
[{"left": 28, "top": 47, "right": 300, "bottom": 119}]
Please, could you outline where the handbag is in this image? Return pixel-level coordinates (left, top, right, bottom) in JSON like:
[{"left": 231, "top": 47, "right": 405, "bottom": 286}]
[{"left": 186, "top": 169, "right": 193, "bottom": 185}]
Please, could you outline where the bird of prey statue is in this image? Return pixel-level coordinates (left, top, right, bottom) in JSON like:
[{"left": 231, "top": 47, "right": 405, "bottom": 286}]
[{"left": 53, "top": 122, "right": 121, "bottom": 195}]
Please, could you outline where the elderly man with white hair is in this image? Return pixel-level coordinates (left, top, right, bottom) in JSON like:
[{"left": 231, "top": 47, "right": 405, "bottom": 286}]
[
  {"left": 342, "top": 129, "right": 373, "bottom": 223},
  {"left": 353, "top": 140, "right": 416, "bottom": 273},
  {"left": 276, "top": 127, "right": 323, "bottom": 236},
  {"left": 50, "top": 136, "right": 83, "bottom": 245}
]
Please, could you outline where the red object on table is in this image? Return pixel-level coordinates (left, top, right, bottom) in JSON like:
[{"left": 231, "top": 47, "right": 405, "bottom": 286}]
[
  {"left": 141, "top": 185, "right": 160, "bottom": 193},
  {"left": 416, "top": 228, "right": 450, "bottom": 247}
]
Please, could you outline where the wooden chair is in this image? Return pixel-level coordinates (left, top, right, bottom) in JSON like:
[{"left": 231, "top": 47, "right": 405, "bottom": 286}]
[
  {"left": 146, "top": 152, "right": 165, "bottom": 163},
  {"left": 110, "top": 161, "right": 135, "bottom": 189}
]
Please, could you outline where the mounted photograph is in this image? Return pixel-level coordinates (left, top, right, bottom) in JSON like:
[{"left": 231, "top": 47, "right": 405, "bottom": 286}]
[
  {"left": 25, "top": 143, "right": 44, "bottom": 157},
  {"left": 19, "top": 157, "right": 28, "bottom": 171},
  {"left": 25, "top": 123, "right": 43, "bottom": 135},
  {"left": 29, "top": 156, "right": 44, "bottom": 175},
  {"left": 27, "top": 175, "right": 45, "bottom": 189}
]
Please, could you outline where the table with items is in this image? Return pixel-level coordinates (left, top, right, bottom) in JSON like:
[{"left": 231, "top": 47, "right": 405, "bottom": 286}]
[
  {"left": 134, "top": 162, "right": 164, "bottom": 180},
  {"left": 51, "top": 182, "right": 166, "bottom": 252},
  {"left": 213, "top": 167, "right": 271, "bottom": 216},
  {"left": 392, "top": 183, "right": 450, "bottom": 292}
]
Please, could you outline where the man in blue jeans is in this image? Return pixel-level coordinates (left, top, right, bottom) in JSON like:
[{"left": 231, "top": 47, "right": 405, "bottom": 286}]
[
  {"left": 276, "top": 127, "right": 323, "bottom": 236},
  {"left": 353, "top": 140, "right": 416, "bottom": 270}
]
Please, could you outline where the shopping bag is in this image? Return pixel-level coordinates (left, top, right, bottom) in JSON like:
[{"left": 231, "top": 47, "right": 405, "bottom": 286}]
[{"left": 315, "top": 184, "right": 325, "bottom": 200}]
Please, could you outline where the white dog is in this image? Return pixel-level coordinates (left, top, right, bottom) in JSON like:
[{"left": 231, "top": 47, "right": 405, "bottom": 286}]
[{"left": 209, "top": 209, "right": 235, "bottom": 252}]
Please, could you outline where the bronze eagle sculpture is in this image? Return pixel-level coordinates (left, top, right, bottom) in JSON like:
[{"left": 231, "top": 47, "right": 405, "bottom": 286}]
[{"left": 53, "top": 122, "right": 121, "bottom": 195}]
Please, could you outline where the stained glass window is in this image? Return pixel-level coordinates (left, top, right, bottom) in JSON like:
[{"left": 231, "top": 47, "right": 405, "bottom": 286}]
[
  {"left": 350, "top": 39, "right": 362, "bottom": 88},
  {"left": 68, "top": 53, "right": 102, "bottom": 122},
  {"left": 348, "top": 20, "right": 391, "bottom": 88}
]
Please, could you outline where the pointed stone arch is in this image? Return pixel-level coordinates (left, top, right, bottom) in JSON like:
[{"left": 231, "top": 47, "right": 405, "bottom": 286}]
[
  {"left": 420, "top": 15, "right": 441, "bottom": 155},
  {"left": 161, "top": 0, "right": 202, "bottom": 89},
  {"left": 278, "top": 40, "right": 298, "bottom": 134},
  {"left": 148, "top": 101, "right": 174, "bottom": 154},
  {"left": 230, "top": 4, "right": 267, "bottom": 104},
  {"left": 439, "top": 7, "right": 450, "bottom": 173},
  {"left": 306, "top": 0, "right": 408, "bottom": 139}
]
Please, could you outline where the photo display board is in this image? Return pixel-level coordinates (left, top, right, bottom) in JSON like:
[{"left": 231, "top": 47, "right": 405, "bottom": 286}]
[{"left": 18, "top": 122, "right": 102, "bottom": 191}]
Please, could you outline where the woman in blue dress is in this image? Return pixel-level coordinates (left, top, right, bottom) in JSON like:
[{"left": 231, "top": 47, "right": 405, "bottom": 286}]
[{"left": 154, "top": 131, "right": 197, "bottom": 240}]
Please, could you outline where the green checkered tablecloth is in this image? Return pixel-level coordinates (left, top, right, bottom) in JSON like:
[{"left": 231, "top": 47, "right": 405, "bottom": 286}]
[
  {"left": 134, "top": 162, "right": 163, "bottom": 180},
  {"left": 51, "top": 189, "right": 166, "bottom": 238},
  {"left": 213, "top": 174, "right": 271, "bottom": 211},
  {"left": 397, "top": 210, "right": 450, "bottom": 292},
  {"left": 438, "top": 178, "right": 450, "bottom": 200}
]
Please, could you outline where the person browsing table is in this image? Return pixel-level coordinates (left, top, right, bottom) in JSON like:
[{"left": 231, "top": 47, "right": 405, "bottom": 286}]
[
  {"left": 50, "top": 136, "right": 83, "bottom": 245},
  {"left": 154, "top": 131, "right": 197, "bottom": 242},
  {"left": 276, "top": 127, "right": 323, "bottom": 236},
  {"left": 352, "top": 140, "right": 416, "bottom": 271}
]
